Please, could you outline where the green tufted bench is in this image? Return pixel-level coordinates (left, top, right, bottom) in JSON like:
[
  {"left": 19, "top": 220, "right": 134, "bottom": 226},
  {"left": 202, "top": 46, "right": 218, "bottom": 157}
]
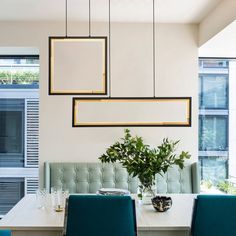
[{"left": 44, "top": 162, "right": 200, "bottom": 194}]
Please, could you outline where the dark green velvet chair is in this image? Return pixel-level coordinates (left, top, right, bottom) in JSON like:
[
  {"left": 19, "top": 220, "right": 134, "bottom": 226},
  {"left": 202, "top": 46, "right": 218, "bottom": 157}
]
[
  {"left": 0, "top": 230, "right": 11, "bottom": 236},
  {"left": 65, "top": 195, "right": 137, "bottom": 236},
  {"left": 191, "top": 195, "right": 236, "bottom": 236}
]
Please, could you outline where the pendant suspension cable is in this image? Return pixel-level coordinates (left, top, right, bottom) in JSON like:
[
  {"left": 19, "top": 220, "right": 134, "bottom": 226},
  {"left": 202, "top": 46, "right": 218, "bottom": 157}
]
[
  {"left": 89, "top": 0, "right": 91, "bottom": 37},
  {"left": 153, "top": 0, "right": 156, "bottom": 97},
  {"left": 108, "top": 0, "right": 111, "bottom": 97},
  {"left": 65, "top": 0, "right": 68, "bottom": 37}
]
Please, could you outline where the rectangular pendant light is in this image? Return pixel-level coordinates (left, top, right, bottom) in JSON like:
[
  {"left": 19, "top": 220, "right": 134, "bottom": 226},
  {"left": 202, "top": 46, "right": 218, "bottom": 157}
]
[
  {"left": 49, "top": 37, "right": 107, "bottom": 95},
  {"left": 73, "top": 97, "right": 191, "bottom": 127}
]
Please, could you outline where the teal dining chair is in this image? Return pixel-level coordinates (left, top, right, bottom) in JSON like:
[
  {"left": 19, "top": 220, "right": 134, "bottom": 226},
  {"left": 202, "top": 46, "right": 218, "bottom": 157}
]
[
  {"left": 191, "top": 195, "right": 236, "bottom": 236},
  {"left": 65, "top": 195, "right": 137, "bottom": 236},
  {"left": 0, "top": 230, "right": 11, "bottom": 236}
]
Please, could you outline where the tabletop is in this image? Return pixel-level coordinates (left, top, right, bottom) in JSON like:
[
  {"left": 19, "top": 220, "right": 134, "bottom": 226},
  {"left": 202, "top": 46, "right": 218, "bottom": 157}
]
[{"left": 0, "top": 194, "right": 196, "bottom": 232}]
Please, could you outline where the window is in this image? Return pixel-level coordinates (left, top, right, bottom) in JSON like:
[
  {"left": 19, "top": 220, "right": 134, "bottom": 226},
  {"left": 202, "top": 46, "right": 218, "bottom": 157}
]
[
  {"left": 0, "top": 54, "right": 39, "bottom": 215},
  {"left": 199, "top": 156, "right": 228, "bottom": 183},
  {"left": 199, "top": 58, "right": 232, "bottom": 192},
  {"left": 199, "top": 59, "right": 229, "bottom": 69},
  {"left": 0, "top": 178, "right": 24, "bottom": 216},
  {"left": 199, "top": 75, "right": 228, "bottom": 109},
  {"left": 0, "top": 99, "right": 24, "bottom": 167},
  {"left": 199, "top": 115, "right": 228, "bottom": 151},
  {"left": 0, "top": 56, "right": 39, "bottom": 88}
]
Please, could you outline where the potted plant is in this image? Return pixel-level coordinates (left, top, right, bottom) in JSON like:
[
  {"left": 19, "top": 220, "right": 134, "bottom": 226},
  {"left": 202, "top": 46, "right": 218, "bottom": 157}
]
[{"left": 99, "top": 129, "right": 191, "bottom": 203}]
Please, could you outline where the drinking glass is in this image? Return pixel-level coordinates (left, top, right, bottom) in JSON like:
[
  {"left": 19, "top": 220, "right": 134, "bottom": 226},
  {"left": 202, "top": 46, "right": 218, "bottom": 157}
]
[
  {"left": 51, "top": 187, "right": 69, "bottom": 211},
  {"left": 36, "top": 188, "right": 47, "bottom": 209},
  {"left": 61, "top": 189, "right": 69, "bottom": 207}
]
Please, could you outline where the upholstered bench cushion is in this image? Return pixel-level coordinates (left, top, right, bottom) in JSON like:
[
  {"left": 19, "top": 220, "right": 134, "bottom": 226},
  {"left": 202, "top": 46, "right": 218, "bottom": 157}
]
[{"left": 44, "top": 162, "right": 200, "bottom": 194}]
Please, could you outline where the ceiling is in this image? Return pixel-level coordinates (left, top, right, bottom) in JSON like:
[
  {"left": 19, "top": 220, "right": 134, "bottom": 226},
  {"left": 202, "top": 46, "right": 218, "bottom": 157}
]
[
  {"left": 0, "top": 0, "right": 222, "bottom": 23},
  {"left": 199, "top": 20, "right": 236, "bottom": 57}
]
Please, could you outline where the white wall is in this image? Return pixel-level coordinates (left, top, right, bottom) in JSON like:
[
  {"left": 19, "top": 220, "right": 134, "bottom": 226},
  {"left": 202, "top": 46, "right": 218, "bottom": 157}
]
[{"left": 0, "top": 21, "right": 198, "bottom": 186}]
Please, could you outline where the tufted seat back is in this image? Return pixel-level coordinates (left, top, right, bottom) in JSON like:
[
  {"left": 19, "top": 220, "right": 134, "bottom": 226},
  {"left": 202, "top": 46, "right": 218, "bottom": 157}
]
[
  {"left": 156, "top": 162, "right": 200, "bottom": 193},
  {"left": 44, "top": 162, "right": 200, "bottom": 194},
  {"left": 45, "top": 162, "right": 138, "bottom": 193}
]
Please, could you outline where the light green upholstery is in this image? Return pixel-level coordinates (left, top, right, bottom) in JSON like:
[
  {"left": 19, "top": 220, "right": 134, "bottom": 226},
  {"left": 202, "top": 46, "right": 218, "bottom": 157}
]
[
  {"left": 156, "top": 162, "right": 200, "bottom": 193},
  {"left": 44, "top": 162, "right": 138, "bottom": 193},
  {"left": 44, "top": 162, "right": 200, "bottom": 194}
]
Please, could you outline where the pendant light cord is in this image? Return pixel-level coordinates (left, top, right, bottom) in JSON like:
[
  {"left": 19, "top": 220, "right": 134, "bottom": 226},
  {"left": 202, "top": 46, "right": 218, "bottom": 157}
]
[
  {"left": 65, "top": 0, "right": 68, "bottom": 37},
  {"left": 108, "top": 0, "right": 111, "bottom": 97},
  {"left": 89, "top": 0, "right": 91, "bottom": 37},
  {"left": 153, "top": 0, "right": 156, "bottom": 98}
]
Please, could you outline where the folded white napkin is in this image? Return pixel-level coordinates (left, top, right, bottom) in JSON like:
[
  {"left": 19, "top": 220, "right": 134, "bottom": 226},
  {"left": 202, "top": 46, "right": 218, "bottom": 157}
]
[{"left": 97, "top": 188, "right": 130, "bottom": 196}]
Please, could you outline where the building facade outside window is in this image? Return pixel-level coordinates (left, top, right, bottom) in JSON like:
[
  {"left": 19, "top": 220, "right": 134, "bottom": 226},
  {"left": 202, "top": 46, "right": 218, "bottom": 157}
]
[
  {"left": 199, "top": 58, "right": 236, "bottom": 193},
  {"left": 0, "top": 55, "right": 39, "bottom": 216}
]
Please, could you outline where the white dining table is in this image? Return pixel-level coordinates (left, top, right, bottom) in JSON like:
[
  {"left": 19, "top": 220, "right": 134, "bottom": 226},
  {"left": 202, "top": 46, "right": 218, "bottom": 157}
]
[{"left": 0, "top": 194, "right": 195, "bottom": 236}]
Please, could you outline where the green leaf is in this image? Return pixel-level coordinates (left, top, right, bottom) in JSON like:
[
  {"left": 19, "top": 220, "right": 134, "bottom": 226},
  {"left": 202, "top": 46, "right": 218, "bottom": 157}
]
[{"left": 98, "top": 129, "right": 191, "bottom": 191}]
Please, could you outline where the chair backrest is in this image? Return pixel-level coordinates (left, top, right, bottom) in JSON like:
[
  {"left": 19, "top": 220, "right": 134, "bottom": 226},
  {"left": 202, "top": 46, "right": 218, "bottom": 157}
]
[
  {"left": 191, "top": 195, "right": 236, "bottom": 236},
  {"left": 65, "top": 195, "right": 137, "bottom": 236},
  {"left": 44, "top": 162, "right": 200, "bottom": 194},
  {"left": 0, "top": 230, "right": 11, "bottom": 236}
]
